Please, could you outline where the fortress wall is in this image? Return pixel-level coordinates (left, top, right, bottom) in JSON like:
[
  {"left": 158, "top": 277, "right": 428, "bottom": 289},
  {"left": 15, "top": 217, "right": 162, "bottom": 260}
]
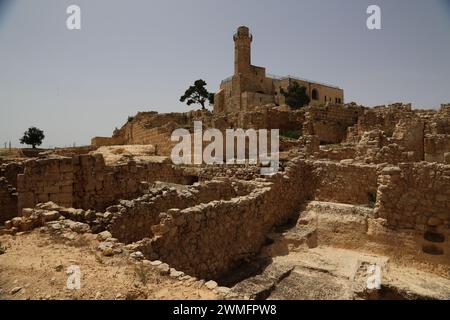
[
  {"left": 126, "top": 125, "right": 176, "bottom": 156},
  {"left": 91, "top": 136, "right": 125, "bottom": 147}
]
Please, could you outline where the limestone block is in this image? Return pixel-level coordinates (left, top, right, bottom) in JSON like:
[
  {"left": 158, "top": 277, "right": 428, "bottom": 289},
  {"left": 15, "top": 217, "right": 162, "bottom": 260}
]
[{"left": 445, "top": 152, "right": 450, "bottom": 164}]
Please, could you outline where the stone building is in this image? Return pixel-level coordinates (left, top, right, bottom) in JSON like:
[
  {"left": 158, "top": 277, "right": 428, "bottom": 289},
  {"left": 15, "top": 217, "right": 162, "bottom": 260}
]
[{"left": 214, "top": 26, "right": 344, "bottom": 113}]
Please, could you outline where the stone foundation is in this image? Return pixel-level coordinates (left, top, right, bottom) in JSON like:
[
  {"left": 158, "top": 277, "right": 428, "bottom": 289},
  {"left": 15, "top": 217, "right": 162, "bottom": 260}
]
[{"left": 16, "top": 155, "right": 195, "bottom": 213}]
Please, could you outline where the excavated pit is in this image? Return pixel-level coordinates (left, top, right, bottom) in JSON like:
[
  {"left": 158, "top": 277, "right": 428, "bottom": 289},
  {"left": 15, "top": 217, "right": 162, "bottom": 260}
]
[{"left": 224, "top": 201, "right": 450, "bottom": 300}]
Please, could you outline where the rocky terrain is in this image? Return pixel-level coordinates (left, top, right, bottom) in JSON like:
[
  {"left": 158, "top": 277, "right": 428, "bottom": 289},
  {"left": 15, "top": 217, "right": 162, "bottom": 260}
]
[{"left": 1, "top": 102, "right": 449, "bottom": 300}]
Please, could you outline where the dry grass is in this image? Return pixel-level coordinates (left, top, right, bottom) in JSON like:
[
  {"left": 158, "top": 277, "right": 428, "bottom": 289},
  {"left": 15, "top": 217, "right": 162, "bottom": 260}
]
[
  {"left": 0, "top": 242, "right": 7, "bottom": 255},
  {"left": 71, "top": 235, "right": 90, "bottom": 247},
  {"left": 134, "top": 263, "right": 150, "bottom": 285},
  {"left": 0, "top": 148, "right": 22, "bottom": 158}
]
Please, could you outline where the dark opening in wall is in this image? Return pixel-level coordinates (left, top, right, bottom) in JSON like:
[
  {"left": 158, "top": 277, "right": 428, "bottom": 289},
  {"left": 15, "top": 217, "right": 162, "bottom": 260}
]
[
  {"left": 424, "top": 231, "right": 445, "bottom": 243},
  {"left": 312, "top": 89, "right": 319, "bottom": 101},
  {"left": 422, "top": 244, "right": 444, "bottom": 255},
  {"left": 367, "top": 192, "right": 376, "bottom": 208}
]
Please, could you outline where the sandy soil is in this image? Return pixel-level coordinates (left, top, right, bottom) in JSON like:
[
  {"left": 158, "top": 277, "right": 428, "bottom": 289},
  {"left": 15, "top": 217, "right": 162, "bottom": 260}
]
[
  {"left": 90, "top": 145, "right": 168, "bottom": 165},
  {"left": 0, "top": 231, "right": 218, "bottom": 300}
]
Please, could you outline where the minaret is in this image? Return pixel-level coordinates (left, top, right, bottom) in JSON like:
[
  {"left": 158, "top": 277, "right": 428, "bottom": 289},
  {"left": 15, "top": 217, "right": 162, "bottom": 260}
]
[{"left": 233, "top": 26, "right": 252, "bottom": 75}]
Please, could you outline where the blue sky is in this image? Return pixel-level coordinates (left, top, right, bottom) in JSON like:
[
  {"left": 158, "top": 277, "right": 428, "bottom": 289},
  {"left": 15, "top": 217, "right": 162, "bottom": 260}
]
[{"left": 0, "top": 0, "right": 449, "bottom": 147}]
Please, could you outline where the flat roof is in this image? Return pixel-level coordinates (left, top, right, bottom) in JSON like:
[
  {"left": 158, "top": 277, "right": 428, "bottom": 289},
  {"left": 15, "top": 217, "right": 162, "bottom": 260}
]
[{"left": 220, "top": 74, "right": 342, "bottom": 90}]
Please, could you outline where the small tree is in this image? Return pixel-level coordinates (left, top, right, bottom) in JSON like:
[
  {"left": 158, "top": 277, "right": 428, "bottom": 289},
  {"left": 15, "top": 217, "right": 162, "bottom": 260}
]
[
  {"left": 208, "top": 92, "right": 214, "bottom": 106},
  {"left": 20, "top": 127, "right": 45, "bottom": 148},
  {"left": 280, "top": 82, "right": 310, "bottom": 109},
  {"left": 180, "top": 79, "right": 213, "bottom": 110}
]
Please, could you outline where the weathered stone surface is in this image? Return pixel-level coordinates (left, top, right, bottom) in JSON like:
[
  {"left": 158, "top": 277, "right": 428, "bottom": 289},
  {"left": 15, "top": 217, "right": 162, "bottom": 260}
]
[
  {"left": 10, "top": 287, "right": 22, "bottom": 295},
  {"left": 97, "top": 231, "right": 112, "bottom": 241},
  {"left": 129, "top": 251, "right": 144, "bottom": 261},
  {"left": 157, "top": 263, "right": 170, "bottom": 275},
  {"left": 205, "top": 280, "right": 218, "bottom": 290},
  {"left": 169, "top": 268, "right": 184, "bottom": 278}
]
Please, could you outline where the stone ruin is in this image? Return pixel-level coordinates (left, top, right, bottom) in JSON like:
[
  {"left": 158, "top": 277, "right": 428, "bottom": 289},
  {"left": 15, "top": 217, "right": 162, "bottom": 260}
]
[{"left": 1, "top": 101, "right": 450, "bottom": 299}]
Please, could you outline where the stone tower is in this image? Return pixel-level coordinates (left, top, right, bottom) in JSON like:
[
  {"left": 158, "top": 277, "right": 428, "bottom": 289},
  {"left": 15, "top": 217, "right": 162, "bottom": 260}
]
[{"left": 234, "top": 26, "right": 252, "bottom": 75}]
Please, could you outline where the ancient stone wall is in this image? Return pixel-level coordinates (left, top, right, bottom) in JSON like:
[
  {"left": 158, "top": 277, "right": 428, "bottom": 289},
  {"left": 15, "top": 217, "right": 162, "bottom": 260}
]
[
  {"left": 197, "top": 164, "right": 261, "bottom": 181},
  {"left": 303, "top": 105, "right": 363, "bottom": 144},
  {"left": 375, "top": 163, "right": 450, "bottom": 258},
  {"left": 128, "top": 159, "right": 379, "bottom": 279},
  {"left": 0, "top": 177, "right": 17, "bottom": 223},
  {"left": 426, "top": 104, "right": 450, "bottom": 135},
  {"left": 424, "top": 134, "right": 450, "bottom": 163},
  {"left": 91, "top": 136, "right": 125, "bottom": 147},
  {"left": 16, "top": 155, "right": 194, "bottom": 213},
  {"left": 237, "top": 106, "right": 304, "bottom": 132},
  {"left": 375, "top": 163, "right": 449, "bottom": 230},
  {"left": 318, "top": 145, "right": 355, "bottom": 161},
  {"left": 346, "top": 103, "right": 413, "bottom": 143},
  {"left": 354, "top": 130, "right": 408, "bottom": 164},
  {"left": 0, "top": 162, "right": 24, "bottom": 188},
  {"left": 17, "top": 158, "right": 74, "bottom": 212},
  {"left": 135, "top": 159, "right": 315, "bottom": 279},
  {"left": 312, "top": 160, "right": 379, "bottom": 205},
  {"left": 354, "top": 115, "right": 429, "bottom": 164},
  {"left": 105, "top": 180, "right": 254, "bottom": 244},
  {"left": 391, "top": 117, "right": 424, "bottom": 161}
]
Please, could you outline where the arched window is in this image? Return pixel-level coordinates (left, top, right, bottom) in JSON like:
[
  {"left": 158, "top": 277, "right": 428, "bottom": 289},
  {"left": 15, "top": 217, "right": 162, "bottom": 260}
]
[{"left": 312, "top": 89, "right": 319, "bottom": 101}]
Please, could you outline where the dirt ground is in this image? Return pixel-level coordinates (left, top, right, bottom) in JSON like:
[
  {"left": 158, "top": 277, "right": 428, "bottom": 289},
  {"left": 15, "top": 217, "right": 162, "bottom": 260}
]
[
  {"left": 90, "top": 145, "right": 167, "bottom": 165},
  {"left": 267, "top": 246, "right": 450, "bottom": 299},
  {"left": 0, "top": 231, "right": 218, "bottom": 300}
]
